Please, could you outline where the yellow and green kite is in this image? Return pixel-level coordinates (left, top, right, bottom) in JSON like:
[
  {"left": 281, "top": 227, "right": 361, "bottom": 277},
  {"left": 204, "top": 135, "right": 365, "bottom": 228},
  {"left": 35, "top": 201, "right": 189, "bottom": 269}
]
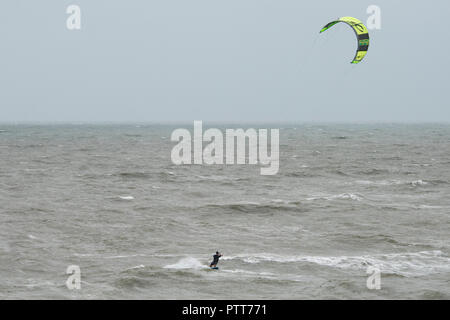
[{"left": 320, "top": 17, "right": 370, "bottom": 64}]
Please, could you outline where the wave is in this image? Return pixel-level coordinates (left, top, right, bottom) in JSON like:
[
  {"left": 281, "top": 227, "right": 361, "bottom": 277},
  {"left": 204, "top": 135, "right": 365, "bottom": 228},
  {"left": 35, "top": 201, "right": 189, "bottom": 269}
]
[
  {"left": 124, "top": 134, "right": 143, "bottom": 137},
  {"left": 427, "top": 179, "right": 449, "bottom": 185},
  {"left": 284, "top": 172, "right": 318, "bottom": 178},
  {"left": 200, "top": 193, "right": 367, "bottom": 213},
  {"left": 118, "top": 196, "right": 134, "bottom": 200},
  {"left": 221, "top": 269, "right": 306, "bottom": 282},
  {"left": 125, "top": 264, "right": 145, "bottom": 271},
  {"left": 223, "top": 250, "right": 450, "bottom": 277},
  {"left": 201, "top": 200, "right": 306, "bottom": 214},
  {"left": 411, "top": 180, "right": 427, "bottom": 187},
  {"left": 382, "top": 156, "right": 403, "bottom": 161},
  {"left": 194, "top": 175, "right": 247, "bottom": 183},
  {"left": 355, "top": 179, "right": 403, "bottom": 186},
  {"left": 114, "top": 172, "right": 151, "bottom": 179},
  {"left": 306, "top": 193, "right": 363, "bottom": 201},
  {"left": 73, "top": 253, "right": 178, "bottom": 259},
  {"left": 163, "top": 257, "right": 207, "bottom": 270},
  {"left": 416, "top": 205, "right": 448, "bottom": 209},
  {"left": 113, "top": 170, "right": 179, "bottom": 180},
  {"left": 355, "top": 179, "right": 448, "bottom": 187},
  {"left": 105, "top": 254, "right": 146, "bottom": 259},
  {"left": 114, "top": 275, "right": 152, "bottom": 289},
  {"left": 162, "top": 257, "right": 307, "bottom": 282},
  {"left": 359, "top": 168, "right": 391, "bottom": 175},
  {"left": 333, "top": 169, "right": 350, "bottom": 176}
]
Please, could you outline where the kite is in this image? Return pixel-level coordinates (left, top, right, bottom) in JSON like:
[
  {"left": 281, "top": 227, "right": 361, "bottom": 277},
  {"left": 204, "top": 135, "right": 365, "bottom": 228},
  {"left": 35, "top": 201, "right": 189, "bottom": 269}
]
[{"left": 320, "top": 17, "right": 370, "bottom": 64}]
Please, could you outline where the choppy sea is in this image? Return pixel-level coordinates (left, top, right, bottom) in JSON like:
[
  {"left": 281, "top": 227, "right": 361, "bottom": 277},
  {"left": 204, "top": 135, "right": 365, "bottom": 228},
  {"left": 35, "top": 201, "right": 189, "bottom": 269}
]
[{"left": 0, "top": 123, "right": 449, "bottom": 299}]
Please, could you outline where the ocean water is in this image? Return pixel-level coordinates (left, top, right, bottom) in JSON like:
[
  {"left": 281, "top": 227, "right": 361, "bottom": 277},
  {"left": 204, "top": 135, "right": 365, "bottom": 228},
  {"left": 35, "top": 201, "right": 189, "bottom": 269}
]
[{"left": 0, "top": 123, "right": 449, "bottom": 299}]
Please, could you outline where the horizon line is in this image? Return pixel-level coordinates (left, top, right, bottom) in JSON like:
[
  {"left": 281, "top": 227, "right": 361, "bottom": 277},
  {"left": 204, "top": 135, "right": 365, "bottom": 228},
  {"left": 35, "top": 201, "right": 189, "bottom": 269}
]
[{"left": 1, "top": 120, "right": 450, "bottom": 125}]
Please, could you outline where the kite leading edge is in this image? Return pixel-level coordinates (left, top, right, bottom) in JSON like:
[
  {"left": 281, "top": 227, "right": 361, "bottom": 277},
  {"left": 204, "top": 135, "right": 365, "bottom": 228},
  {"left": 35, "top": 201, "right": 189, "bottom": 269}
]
[{"left": 320, "top": 16, "right": 370, "bottom": 64}]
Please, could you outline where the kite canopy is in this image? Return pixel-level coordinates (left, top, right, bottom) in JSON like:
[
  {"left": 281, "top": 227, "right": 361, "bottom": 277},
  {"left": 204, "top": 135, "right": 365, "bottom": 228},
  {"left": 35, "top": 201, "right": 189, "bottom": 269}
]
[{"left": 320, "top": 16, "right": 370, "bottom": 64}]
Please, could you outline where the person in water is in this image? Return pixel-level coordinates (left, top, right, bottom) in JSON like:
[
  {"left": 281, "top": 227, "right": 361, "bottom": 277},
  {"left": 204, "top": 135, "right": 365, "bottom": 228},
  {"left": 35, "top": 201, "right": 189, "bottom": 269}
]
[{"left": 210, "top": 251, "right": 222, "bottom": 268}]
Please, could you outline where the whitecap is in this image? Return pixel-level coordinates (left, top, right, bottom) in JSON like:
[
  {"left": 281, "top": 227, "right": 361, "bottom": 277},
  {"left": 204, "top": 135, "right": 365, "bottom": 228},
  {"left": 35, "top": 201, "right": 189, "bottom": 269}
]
[
  {"left": 126, "top": 264, "right": 145, "bottom": 271},
  {"left": 306, "top": 193, "right": 363, "bottom": 201},
  {"left": 225, "top": 251, "right": 450, "bottom": 277},
  {"left": 411, "top": 180, "right": 427, "bottom": 186},
  {"left": 119, "top": 196, "right": 134, "bottom": 200},
  {"left": 164, "top": 257, "right": 206, "bottom": 270}
]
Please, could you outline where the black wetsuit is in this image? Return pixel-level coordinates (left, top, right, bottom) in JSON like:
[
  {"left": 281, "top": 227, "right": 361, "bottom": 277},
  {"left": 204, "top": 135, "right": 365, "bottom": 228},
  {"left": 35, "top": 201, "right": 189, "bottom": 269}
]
[{"left": 210, "top": 254, "right": 221, "bottom": 267}]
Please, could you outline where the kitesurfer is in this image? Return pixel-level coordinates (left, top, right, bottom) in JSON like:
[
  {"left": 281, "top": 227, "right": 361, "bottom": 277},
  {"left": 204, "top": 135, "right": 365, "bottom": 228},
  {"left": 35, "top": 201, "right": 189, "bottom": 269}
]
[{"left": 210, "top": 251, "right": 222, "bottom": 268}]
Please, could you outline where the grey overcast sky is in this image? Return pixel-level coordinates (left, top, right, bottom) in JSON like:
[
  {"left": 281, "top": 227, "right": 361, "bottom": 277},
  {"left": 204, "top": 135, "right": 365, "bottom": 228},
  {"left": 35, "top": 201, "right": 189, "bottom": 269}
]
[{"left": 0, "top": 0, "right": 448, "bottom": 123}]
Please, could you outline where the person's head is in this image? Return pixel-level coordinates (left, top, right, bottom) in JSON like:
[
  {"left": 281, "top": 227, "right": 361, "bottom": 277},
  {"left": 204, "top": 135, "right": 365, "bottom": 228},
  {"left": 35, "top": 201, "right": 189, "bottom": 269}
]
[{"left": 216, "top": 251, "right": 219, "bottom": 255}]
